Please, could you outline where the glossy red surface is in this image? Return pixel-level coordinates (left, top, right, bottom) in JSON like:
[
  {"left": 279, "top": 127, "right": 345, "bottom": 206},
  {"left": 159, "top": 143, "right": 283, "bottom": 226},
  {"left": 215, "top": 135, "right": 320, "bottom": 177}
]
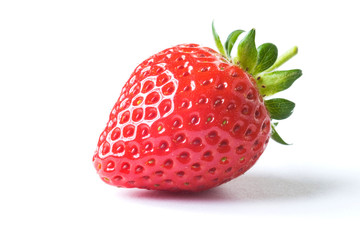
[{"left": 93, "top": 44, "right": 271, "bottom": 191}]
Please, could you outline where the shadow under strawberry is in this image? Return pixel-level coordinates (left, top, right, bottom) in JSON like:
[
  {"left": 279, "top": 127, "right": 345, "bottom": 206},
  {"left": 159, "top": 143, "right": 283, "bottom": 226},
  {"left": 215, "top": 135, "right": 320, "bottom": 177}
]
[{"left": 123, "top": 174, "right": 337, "bottom": 203}]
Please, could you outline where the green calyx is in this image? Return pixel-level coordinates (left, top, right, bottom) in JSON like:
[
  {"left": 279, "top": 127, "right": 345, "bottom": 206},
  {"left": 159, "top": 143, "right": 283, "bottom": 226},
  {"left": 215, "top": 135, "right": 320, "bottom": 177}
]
[{"left": 212, "top": 22, "right": 302, "bottom": 145}]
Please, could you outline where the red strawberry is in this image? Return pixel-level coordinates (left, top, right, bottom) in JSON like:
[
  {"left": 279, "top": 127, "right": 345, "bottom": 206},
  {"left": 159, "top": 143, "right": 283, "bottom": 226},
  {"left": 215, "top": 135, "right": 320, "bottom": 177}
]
[{"left": 93, "top": 23, "right": 302, "bottom": 192}]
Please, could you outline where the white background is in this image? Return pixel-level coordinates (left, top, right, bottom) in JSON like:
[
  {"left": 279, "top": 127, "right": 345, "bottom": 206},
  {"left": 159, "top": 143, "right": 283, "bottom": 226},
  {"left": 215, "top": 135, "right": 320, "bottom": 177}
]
[{"left": 1, "top": 0, "right": 359, "bottom": 239}]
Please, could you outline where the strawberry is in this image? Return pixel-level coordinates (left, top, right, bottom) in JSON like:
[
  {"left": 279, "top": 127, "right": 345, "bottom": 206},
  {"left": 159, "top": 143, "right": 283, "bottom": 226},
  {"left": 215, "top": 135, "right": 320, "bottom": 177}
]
[{"left": 93, "top": 22, "right": 302, "bottom": 192}]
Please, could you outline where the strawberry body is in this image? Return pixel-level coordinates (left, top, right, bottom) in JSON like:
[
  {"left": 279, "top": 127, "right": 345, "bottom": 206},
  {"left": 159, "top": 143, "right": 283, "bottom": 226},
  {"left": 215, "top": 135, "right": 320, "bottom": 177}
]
[{"left": 93, "top": 44, "right": 271, "bottom": 191}]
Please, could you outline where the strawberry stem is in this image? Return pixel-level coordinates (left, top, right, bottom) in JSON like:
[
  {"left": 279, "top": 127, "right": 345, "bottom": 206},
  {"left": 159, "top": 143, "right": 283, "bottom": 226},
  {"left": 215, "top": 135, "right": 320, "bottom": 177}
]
[
  {"left": 211, "top": 24, "right": 301, "bottom": 146},
  {"left": 265, "top": 46, "right": 298, "bottom": 72}
]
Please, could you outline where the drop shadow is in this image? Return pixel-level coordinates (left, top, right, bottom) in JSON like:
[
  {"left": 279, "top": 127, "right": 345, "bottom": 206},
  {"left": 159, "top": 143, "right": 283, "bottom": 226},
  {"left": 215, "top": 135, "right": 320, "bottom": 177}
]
[
  {"left": 123, "top": 173, "right": 339, "bottom": 203},
  {"left": 127, "top": 185, "right": 227, "bottom": 202}
]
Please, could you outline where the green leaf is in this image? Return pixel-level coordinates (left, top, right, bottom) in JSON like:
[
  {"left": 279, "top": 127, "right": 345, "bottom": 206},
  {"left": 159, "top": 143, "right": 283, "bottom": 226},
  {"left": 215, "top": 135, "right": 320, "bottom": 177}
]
[
  {"left": 253, "top": 43, "right": 278, "bottom": 75},
  {"left": 235, "top": 29, "right": 258, "bottom": 72},
  {"left": 265, "top": 98, "right": 295, "bottom": 120},
  {"left": 271, "top": 123, "right": 290, "bottom": 145},
  {"left": 257, "top": 69, "right": 302, "bottom": 96},
  {"left": 212, "top": 21, "right": 226, "bottom": 57},
  {"left": 224, "top": 30, "right": 244, "bottom": 58}
]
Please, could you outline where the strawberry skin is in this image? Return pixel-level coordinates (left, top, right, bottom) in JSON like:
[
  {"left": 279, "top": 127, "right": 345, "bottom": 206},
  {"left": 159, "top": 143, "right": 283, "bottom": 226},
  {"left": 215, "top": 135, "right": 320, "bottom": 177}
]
[{"left": 93, "top": 43, "right": 271, "bottom": 192}]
